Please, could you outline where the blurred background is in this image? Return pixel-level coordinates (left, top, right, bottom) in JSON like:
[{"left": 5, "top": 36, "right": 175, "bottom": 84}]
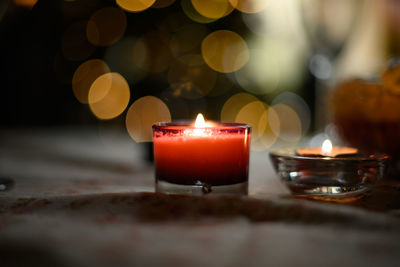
[{"left": 0, "top": 0, "right": 399, "bottom": 153}]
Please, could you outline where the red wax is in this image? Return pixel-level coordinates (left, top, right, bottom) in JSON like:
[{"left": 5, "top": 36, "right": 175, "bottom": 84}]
[{"left": 153, "top": 123, "right": 251, "bottom": 186}]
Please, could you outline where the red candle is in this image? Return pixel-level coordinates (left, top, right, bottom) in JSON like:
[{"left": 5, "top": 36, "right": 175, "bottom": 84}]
[
  {"left": 152, "top": 114, "right": 251, "bottom": 189},
  {"left": 297, "top": 139, "right": 358, "bottom": 157}
]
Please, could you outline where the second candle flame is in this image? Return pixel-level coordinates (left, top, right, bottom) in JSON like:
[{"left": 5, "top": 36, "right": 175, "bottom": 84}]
[{"left": 321, "top": 139, "right": 333, "bottom": 156}]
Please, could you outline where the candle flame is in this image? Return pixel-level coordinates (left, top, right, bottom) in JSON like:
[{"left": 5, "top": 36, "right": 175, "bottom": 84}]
[
  {"left": 194, "top": 113, "right": 206, "bottom": 128},
  {"left": 321, "top": 139, "right": 332, "bottom": 156}
]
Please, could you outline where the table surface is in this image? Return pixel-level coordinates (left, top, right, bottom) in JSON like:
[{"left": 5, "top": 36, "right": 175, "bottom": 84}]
[{"left": 1, "top": 128, "right": 400, "bottom": 267}]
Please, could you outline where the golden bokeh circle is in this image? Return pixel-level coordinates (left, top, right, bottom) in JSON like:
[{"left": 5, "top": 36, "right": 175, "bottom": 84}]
[
  {"left": 116, "top": 0, "right": 156, "bottom": 12},
  {"left": 220, "top": 93, "right": 258, "bottom": 122},
  {"left": 181, "top": 0, "right": 217, "bottom": 24},
  {"left": 191, "top": 0, "right": 234, "bottom": 19},
  {"left": 72, "top": 59, "right": 110, "bottom": 104},
  {"left": 87, "top": 7, "right": 127, "bottom": 47},
  {"left": 88, "top": 72, "right": 130, "bottom": 120},
  {"left": 201, "top": 30, "right": 249, "bottom": 73},
  {"left": 271, "top": 103, "right": 302, "bottom": 143},
  {"left": 126, "top": 96, "right": 171, "bottom": 142},
  {"left": 235, "top": 101, "right": 279, "bottom": 151}
]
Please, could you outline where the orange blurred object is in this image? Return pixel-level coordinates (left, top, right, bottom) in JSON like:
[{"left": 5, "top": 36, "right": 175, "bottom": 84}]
[{"left": 331, "top": 64, "right": 400, "bottom": 172}]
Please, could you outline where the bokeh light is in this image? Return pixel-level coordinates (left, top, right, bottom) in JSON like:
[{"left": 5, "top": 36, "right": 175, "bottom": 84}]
[
  {"left": 220, "top": 92, "right": 258, "bottom": 122},
  {"left": 241, "top": 0, "right": 308, "bottom": 92},
  {"left": 270, "top": 103, "right": 302, "bottom": 143},
  {"left": 168, "top": 54, "right": 217, "bottom": 99},
  {"left": 169, "top": 24, "right": 209, "bottom": 58},
  {"left": 126, "top": 96, "right": 171, "bottom": 142},
  {"left": 72, "top": 59, "right": 110, "bottom": 104},
  {"left": 87, "top": 7, "right": 127, "bottom": 47},
  {"left": 181, "top": 0, "right": 217, "bottom": 24},
  {"left": 235, "top": 101, "right": 279, "bottom": 151},
  {"left": 133, "top": 31, "right": 172, "bottom": 73},
  {"left": 271, "top": 92, "right": 311, "bottom": 136},
  {"left": 104, "top": 37, "right": 147, "bottom": 84},
  {"left": 116, "top": 0, "right": 156, "bottom": 12},
  {"left": 201, "top": 30, "right": 249, "bottom": 73},
  {"left": 88, "top": 72, "right": 130, "bottom": 120},
  {"left": 191, "top": 0, "right": 234, "bottom": 19},
  {"left": 62, "top": 21, "right": 95, "bottom": 61},
  {"left": 234, "top": 48, "right": 280, "bottom": 95},
  {"left": 229, "top": 0, "right": 269, "bottom": 13},
  {"left": 152, "top": 0, "right": 176, "bottom": 9}
]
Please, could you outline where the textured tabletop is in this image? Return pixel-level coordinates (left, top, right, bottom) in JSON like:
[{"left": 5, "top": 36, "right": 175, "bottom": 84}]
[{"left": 1, "top": 128, "right": 400, "bottom": 267}]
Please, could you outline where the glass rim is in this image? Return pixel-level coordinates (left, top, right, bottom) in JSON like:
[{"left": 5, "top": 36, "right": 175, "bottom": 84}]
[
  {"left": 270, "top": 148, "right": 390, "bottom": 162},
  {"left": 152, "top": 121, "right": 251, "bottom": 130}
]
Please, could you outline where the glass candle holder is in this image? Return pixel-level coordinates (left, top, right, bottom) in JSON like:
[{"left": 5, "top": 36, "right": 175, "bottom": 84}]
[
  {"left": 269, "top": 149, "right": 390, "bottom": 199},
  {"left": 152, "top": 121, "right": 251, "bottom": 195}
]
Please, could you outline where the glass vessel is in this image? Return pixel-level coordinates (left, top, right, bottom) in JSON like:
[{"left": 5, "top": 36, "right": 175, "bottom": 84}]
[
  {"left": 270, "top": 149, "right": 389, "bottom": 199},
  {"left": 153, "top": 122, "right": 251, "bottom": 195}
]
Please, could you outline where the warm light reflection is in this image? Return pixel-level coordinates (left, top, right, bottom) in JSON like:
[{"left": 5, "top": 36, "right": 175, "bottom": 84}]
[
  {"left": 126, "top": 96, "right": 171, "bottom": 142},
  {"left": 229, "top": 0, "right": 269, "bottom": 13},
  {"left": 72, "top": 59, "right": 110, "bottom": 104},
  {"left": 87, "top": 7, "right": 127, "bottom": 47},
  {"left": 321, "top": 139, "right": 333, "bottom": 156},
  {"left": 116, "top": 0, "right": 156, "bottom": 12},
  {"left": 88, "top": 73, "right": 130, "bottom": 120},
  {"left": 201, "top": 30, "right": 249, "bottom": 73},
  {"left": 191, "top": 0, "right": 234, "bottom": 19}
]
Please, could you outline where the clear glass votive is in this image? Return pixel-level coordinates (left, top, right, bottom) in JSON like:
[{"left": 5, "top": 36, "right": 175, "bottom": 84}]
[
  {"left": 152, "top": 122, "right": 251, "bottom": 195},
  {"left": 269, "top": 149, "right": 390, "bottom": 199}
]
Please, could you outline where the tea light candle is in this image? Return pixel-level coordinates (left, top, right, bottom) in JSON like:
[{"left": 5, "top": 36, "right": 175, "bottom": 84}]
[
  {"left": 152, "top": 114, "right": 251, "bottom": 194},
  {"left": 297, "top": 139, "right": 358, "bottom": 157}
]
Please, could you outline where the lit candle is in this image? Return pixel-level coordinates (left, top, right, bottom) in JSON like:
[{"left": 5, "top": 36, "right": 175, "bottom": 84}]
[
  {"left": 152, "top": 114, "right": 251, "bottom": 194},
  {"left": 297, "top": 139, "right": 358, "bottom": 157}
]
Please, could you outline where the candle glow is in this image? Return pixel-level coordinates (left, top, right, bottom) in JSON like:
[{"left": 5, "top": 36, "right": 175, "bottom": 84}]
[
  {"left": 321, "top": 139, "right": 333, "bottom": 156},
  {"left": 297, "top": 139, "right": 358, "bottom": 157},
  {"left": 194, "top": 113, "right": 206, "bottom": 128},
  {"left": 186, "top": 113, "right": 215, "bottom": 136},
  {"left": 152, "top": 114, "right": 251, "bottom": 190}
]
